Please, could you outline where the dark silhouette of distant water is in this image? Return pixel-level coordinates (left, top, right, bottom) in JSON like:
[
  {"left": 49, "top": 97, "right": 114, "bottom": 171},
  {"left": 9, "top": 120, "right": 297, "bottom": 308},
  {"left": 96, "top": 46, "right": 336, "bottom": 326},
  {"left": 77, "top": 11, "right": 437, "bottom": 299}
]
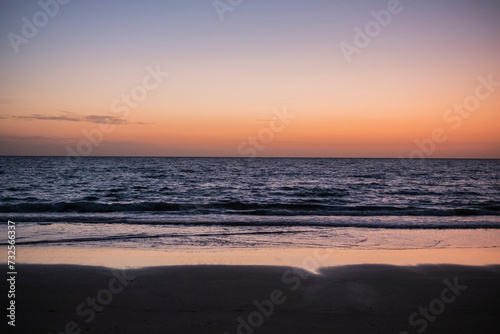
[{"left": 1, "top": 157, "right": 499, "bottom": 248}]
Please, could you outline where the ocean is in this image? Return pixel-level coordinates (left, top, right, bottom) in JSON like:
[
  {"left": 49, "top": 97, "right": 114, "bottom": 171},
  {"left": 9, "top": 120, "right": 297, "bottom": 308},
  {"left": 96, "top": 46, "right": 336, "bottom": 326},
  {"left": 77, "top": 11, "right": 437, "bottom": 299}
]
[{"left": 1, "top": 157, "right": 499, "bottom": 250}]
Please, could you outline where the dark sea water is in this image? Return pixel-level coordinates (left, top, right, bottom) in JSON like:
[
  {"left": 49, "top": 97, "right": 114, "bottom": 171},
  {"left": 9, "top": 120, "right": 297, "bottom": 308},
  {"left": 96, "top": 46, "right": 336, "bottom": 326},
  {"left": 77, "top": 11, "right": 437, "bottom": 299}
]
[{"left": 1, "top": 157, "right": 499, "bottom": 249}]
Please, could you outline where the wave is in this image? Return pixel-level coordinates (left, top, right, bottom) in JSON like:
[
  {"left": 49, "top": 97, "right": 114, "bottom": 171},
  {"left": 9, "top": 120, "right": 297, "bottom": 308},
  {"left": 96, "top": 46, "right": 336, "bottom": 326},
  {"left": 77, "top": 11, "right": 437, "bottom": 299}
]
[
  {"left": 1, "top": 215, "right": 500, "bottom": 236},
  {"left": 0, "top": 229, "right": 304, "bottom": 246},
  {"left": 1, "top": 200, "right": 499, "bottom": 216}
]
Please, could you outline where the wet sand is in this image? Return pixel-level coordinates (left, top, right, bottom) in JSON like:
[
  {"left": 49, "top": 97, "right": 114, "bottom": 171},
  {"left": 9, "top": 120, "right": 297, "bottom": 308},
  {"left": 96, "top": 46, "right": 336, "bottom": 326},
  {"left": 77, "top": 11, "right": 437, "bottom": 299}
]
[{"left": 4, "top": 263, "right": 500, "bottom": 333}]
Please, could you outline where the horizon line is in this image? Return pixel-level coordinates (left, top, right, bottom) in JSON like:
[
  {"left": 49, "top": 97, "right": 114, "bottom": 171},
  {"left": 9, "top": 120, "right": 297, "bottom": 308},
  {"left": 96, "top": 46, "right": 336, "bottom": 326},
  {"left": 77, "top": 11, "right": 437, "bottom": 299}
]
[{"left": 1, "top": 155, "right": 499, "bottom": 160}]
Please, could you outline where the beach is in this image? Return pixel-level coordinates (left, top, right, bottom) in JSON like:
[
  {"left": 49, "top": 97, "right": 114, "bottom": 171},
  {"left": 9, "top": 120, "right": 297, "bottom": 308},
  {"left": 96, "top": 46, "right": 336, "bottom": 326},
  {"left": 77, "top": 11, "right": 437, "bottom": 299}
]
[
  {"left": 1, "top": 0, "right": 499, "bottom": 331},
  {"left": 1, "top": 158, "right": 499, "bottom": 333},
  {"left": 2, "top": 245, "right": 500, "bottom": 334},
  {"left": 5, "top": 261, "right": 500, "bottom": 334}
]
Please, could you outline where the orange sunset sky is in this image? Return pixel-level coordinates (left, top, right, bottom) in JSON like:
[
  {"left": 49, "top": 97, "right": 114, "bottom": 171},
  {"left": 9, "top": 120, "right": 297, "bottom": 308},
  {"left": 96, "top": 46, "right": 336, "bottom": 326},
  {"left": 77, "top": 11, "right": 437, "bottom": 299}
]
[{"left": 1, "top": 0, "right": 499, "bottom": 158}]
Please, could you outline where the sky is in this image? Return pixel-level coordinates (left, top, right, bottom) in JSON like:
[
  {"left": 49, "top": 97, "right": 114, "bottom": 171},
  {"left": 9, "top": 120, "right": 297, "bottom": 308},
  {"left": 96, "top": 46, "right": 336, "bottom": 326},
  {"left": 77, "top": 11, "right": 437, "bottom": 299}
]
[{"left": 0, "top": 0, "right": 499, "bottom": 157}]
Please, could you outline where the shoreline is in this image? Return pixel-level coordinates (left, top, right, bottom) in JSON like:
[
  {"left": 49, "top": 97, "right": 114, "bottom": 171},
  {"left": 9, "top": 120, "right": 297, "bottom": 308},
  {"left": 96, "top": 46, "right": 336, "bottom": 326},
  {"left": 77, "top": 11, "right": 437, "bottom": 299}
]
[{"left": 14, "top": 245, "right": 500, "bottom": 269}]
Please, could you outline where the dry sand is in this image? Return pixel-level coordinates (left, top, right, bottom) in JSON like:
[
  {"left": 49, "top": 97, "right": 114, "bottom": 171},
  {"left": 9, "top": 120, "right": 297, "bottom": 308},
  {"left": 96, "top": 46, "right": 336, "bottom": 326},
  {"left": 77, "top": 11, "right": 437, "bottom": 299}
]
[{"left": 3, "top": 263, "right": 500, "bottom": 333}]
